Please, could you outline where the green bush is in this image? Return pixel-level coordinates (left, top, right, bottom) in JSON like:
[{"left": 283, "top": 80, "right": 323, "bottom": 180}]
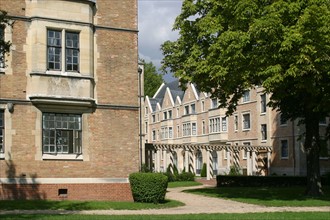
[
  {"left": 228, "top": 165, "right": 242, "bottom": 176},
  {"left": 177, "top": 172, "right": 195, "bottom": 181},
  {"left": 129, "top": 172, "right": 168, "bottom": 203},
  {"left": 201, "top": 163, "right": 207, "bottom": 177},
  {"left": 140, "top": 163, "right": 151, "bottom": 173}
]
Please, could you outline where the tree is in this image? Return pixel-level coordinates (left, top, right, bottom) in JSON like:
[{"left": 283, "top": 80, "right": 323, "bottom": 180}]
[
  {"left": 141, "top": 59, "right": 163, "bottom": 97},
  {"left": 0, "top": 10, "right": 12, "bottom": 66},
  {"left": 161, "top": 0, "right": 330, "bottom": 196}
]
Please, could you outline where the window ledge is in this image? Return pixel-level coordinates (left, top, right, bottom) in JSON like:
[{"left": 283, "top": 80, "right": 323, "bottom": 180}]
[
  {"left": 0, "top": 153, "right": 4, "bottom": 159},
  {"left": 42, "top": 154, "right": 83, "bottom": 161}
]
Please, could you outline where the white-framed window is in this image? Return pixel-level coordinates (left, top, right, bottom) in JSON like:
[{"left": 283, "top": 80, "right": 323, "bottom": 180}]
[
  {"left": 221, "top": 117, "right": 227, "bottom": 132},
  {"left": 242, "top": 90, "right": 250, "bottom": 103},
  {"left": 47, "top": 29, "right": 80, "bottom": 72},
  {"left": 242, "top": 142, "right": 250, "bottom": 159},
  {"left": 261, "top": 124, "right": 267, "bottom": 141},
  {"left": 152, "top": 130, "right": 156, "bottom": 141},
  {"left": 163, "top": 111, "right": 167, "bottom": 120},
  {"left": 183, "top": 122, "right": 196, "bottom": 137},
  {"left": 260, "top": 93, "right": 267, "bottom": 113},
  {"left": 281, "top": 139, "right": 289, "bottom": 159},
  {"left": 183, "top": 123, "right": 191, "bottom": 136},
  {"left": 242, "top": 113, "right": 251, "bottom": 130},
  {"left": 184, "top": 105, "right": 189, "bottom": 115},
  {"left": 234, "top": 114, "right": 238, "bottom": 131},
  {"left": 168, "top": 110, "right": 172, "bottom": 119},
  {"left": 202, "top": 120, "right": 206, "bottom": 134},
  {"left": 209, "top": 117, "right": 221, "bottom": 133},
  {"left": 161, "top": 126, "right": 172, "bottom": 139},
  {"left": 191, "top": 104, "right": 196, "bottom": 114},
  {"left": 0, "top": 110, "right": 4, "bottom": 156},
  {"left": 280, "top": 114, "right": 287, "bottom": 126},
  {"left": 42, "top": 113, "right": 82, "bottom": 155},
  {"left": 152, "top": 114, "right": 155, "bottom": 123},
  {"left": 192, "top": 122, "right": 197, "bottom": 136},
  {"left": 145, "top": 122, "right": 148, "bottom": 133},
  {"left": 169, "top": 127, "right": 173, "bottom": 138},
  {"left": 201, "top": 100, "right": 205, "bottom": 112},
  {"left": 211, "top": 98, "right": 218, "bottom": 109}
]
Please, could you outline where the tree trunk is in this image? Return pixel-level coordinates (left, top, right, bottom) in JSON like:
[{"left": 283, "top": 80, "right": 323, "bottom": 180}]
[{"left": 304, "top": 113, "right": 323, "bottom": 197}]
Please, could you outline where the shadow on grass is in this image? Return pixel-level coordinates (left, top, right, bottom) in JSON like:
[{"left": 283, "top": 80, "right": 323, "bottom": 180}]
[{"left": 0, "top": 199, "right": 184, "bottom": 211}]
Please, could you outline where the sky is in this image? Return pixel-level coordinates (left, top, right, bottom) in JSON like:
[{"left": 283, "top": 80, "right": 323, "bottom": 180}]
[{"left": 138, "top": 0, "right": 183, "bottom": 82}]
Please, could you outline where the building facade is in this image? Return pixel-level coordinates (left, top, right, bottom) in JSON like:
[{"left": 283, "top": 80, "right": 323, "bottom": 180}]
[
  {"left": 144, "top": 81, "right": 330, "bottom": 179},
  {"left": 0, "top": 0, "right": 139, "bottom": 201}
]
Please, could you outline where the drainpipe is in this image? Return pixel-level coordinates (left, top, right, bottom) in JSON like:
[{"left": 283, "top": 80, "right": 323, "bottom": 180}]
[
  {"left": 138, "top": 66, "right": 143, "bottom": 171},
  {"left": 292, "top": 120, "right": 296, "bottom": 176}
]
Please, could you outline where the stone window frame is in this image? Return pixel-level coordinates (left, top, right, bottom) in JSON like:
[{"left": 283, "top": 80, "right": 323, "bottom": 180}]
[
  {"left": 242, "top": 112, "right": 251, "bottom": 131},
  {"left": 47, "top": 29, "right": 80, "bottom": 73},
  {"left": 42, "top": 113, "right": 82, "bottom": 160}
]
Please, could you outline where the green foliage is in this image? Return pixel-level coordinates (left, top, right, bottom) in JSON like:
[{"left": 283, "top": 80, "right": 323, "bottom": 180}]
[
  {"left": 228, "top": 165, "right": 242, "bottom": 176},
  {"left": 140, "top": 59, "right": 163, "bottom": 97},
  {"left": 201, "top": 163, "right": 207, "bottom": 177},
  {"left": 164, "top": 164, "right": 195, "bottom": 182},
  {"left": 161, "top": 0, "right": 330, "bottom": 196},
  {"left": 140, "top": 163, "right": 152, "bottom": 173},
  {"left": 176, "top": 171, "right": 195, "bottom": 182},
  {"left": 129, "top": 172, "right": 168, "bottom": 203},
  {"left": 0, "top": 10, "right": 13, "bottom": 67}
]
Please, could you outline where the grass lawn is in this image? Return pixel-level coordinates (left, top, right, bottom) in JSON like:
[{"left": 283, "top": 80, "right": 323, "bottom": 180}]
[
  {"left": 0, "top": 212, "right": 329, "bottom": 220},
  {"left": 168, "top": 181, "right": 202, "bottom": 188},
  {"left": 0, "top": 199, "right": 184, "bottom": 211},
  {"left": 184, "top": 186, "right": 330, "bottom": 207}
]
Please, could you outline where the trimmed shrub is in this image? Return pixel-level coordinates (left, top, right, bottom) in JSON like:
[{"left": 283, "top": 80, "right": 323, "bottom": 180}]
[
  {"left": 177, "top": 172, "right": 195, "bottom": 181},
  {"left": 129, "top": 172, "right": 168, "bottom": 203},
  {"left": 201, "top": 163, "right": 207, "bottom": 177},
  {"left": 217, "top": 175, "right": 310, "bottom": 187}
]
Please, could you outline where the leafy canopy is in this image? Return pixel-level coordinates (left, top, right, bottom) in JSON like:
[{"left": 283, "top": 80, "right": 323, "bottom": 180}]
[
  {"left": 161, "top": 0, "right": 330, "bottom": 120},
  {"left": 0, "top": 10, "right": 12, "bottom": 66},
  {"left": 141, "top": 59, "right": 163, "bottom": 97}
]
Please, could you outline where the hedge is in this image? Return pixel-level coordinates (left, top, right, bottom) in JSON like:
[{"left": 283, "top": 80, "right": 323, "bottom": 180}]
[
  {"left": 216, "top": 175, "right": 330, "bottom": 187},
  {"left": 129, "top": 172, "right": 168, "bottom": 203}
]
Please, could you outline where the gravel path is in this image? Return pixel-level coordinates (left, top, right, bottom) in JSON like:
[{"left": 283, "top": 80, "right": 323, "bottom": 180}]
[{"left": 1, "top": 184, "right": 329, "bottom": 215}]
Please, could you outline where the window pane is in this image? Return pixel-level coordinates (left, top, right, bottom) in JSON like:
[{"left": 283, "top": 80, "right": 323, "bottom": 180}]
[{"left": 42, "top": 113, "right": 82, "bottom": 154}]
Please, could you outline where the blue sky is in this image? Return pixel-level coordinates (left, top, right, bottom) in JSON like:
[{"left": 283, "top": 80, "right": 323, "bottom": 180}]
[{"left": 138, "top": 0, "right": 183, "bottom": 82}]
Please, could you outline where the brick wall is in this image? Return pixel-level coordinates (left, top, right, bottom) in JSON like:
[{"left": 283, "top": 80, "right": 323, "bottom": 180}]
[{"left": 0, "top": 183, "right": 133, "bottom": 201}]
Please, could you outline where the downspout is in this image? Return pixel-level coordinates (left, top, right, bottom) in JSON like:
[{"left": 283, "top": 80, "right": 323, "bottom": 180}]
[
  {"left": 138, "top": 66, "right": 143, "bottom": 171},
  {"left": 292, "top": 120, "right": 296, "bottom": 176}
]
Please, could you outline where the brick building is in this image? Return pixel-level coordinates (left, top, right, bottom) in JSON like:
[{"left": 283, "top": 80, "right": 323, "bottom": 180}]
[
  {"left": 143, "top": 81, "right": 330, "bottom": 179},
  {"left": 0, "top": 0, "right": 139, "bottom": 201}
]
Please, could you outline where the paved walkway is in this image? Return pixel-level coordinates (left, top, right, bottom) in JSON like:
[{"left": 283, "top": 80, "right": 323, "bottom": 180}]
[{"left": 1, "top": 181, "right": 329, "bottom": 215}]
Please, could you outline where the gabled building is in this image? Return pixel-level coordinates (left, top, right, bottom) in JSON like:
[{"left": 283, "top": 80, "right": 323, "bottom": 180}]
[
  {"left": 0, "top": 0, "right": 139, "bottom": 201},
  {"left": 144, "top": 81, "right": 330, "bottom": 178}
]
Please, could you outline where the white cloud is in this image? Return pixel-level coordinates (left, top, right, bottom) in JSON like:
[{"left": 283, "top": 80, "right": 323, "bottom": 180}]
[{"left": 138, "top": 0, "right": 182, "bottom": 82}]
